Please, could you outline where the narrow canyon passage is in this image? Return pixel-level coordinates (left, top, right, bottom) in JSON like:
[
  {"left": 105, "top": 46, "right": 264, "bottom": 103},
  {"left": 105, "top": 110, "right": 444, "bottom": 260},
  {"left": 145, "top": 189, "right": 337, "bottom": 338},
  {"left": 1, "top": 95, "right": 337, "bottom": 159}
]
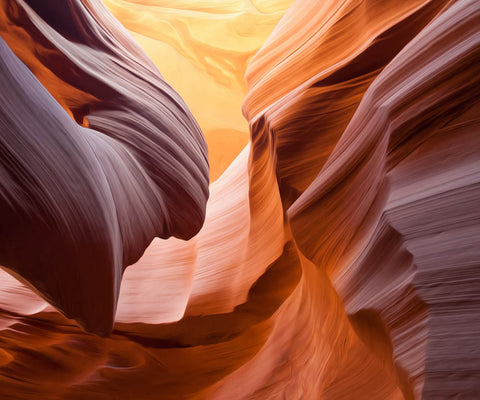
[{"left": 0, "top": 0, "right": 479, "bottom": 399}]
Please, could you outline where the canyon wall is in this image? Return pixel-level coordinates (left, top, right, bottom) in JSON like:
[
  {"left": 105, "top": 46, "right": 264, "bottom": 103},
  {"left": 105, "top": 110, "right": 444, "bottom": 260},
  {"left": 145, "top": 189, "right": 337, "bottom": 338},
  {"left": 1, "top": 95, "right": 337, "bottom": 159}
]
[{"left": 0, "top": 0, "right": 478, "bottom": 398}]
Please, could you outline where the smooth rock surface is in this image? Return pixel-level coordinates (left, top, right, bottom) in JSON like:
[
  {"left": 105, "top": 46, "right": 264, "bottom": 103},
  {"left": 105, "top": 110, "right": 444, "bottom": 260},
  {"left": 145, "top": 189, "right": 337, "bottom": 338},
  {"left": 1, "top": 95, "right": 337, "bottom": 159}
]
[{"left": 0, "top": 0, "right": 478, "bottom": 398}]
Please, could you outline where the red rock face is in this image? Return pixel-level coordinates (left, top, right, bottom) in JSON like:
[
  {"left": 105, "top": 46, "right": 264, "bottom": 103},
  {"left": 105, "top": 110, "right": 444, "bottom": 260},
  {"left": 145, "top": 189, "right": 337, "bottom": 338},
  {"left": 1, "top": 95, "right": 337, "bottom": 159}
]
[{"left": 0, "top": 0, "right": 479, "bottom": 399}]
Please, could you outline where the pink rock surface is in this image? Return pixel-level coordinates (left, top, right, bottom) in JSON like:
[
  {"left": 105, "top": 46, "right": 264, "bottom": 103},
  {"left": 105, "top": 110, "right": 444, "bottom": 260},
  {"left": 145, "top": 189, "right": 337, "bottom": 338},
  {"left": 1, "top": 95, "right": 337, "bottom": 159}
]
[{"left": 0, "top": 0, "right": 209, "bottom": 335}]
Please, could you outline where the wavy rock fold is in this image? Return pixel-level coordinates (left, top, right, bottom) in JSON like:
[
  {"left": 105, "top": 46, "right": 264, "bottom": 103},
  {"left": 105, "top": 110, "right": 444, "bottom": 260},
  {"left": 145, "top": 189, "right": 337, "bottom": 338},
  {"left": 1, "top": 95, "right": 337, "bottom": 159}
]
[{"left": 0, "top": 0, "right": 478, "bottom": 398}]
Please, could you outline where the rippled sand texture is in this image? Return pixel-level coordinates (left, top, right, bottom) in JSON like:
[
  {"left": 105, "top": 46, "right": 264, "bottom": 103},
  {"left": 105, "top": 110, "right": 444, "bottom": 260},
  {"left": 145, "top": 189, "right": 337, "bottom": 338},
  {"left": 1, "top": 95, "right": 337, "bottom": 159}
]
[
  {"left": 1, "top": 0, "right": 480, "bottom": 399},
  {"left": 102, "top": 0, "right": 294, "bottom": 181}
]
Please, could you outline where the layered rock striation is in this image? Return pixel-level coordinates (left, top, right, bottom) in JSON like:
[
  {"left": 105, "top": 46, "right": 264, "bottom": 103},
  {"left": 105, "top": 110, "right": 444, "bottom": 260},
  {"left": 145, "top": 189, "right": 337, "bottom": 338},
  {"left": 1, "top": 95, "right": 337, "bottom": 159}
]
[{"left": 0, "top": 0, "right": 478, "bottom": 398}]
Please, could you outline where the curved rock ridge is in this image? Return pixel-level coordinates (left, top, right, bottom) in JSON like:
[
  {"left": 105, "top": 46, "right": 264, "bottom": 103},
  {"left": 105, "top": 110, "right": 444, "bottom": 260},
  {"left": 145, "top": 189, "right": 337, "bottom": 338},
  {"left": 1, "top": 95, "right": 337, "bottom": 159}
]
[
  {"left": 0, "top": 0, "right": 479, "bottom": 398},
  {"left": 0, "top": 0, "right": 209, "bottom": 335},
  {"left": 250, "top": 0, "right": 480, "bottom": 397}
]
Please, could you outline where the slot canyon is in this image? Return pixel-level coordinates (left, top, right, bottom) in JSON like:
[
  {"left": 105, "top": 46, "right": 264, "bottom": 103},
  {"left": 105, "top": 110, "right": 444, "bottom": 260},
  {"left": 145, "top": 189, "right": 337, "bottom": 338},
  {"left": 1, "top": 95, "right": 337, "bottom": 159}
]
[{"left": 0, "top": 0, "right": 479, "bottom": 399}]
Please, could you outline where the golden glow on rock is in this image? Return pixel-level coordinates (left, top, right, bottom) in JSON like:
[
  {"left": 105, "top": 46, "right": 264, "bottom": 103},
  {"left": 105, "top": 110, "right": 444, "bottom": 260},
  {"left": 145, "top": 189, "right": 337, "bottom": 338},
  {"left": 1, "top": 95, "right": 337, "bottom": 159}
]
[{"left": 102, "top": 0, "right": 294, "bottom": 181}]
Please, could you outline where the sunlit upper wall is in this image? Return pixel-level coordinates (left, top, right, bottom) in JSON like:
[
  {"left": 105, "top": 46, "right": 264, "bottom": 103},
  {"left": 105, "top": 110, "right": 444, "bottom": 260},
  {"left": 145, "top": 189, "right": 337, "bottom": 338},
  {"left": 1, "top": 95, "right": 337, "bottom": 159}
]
[{"left": 102, "top": 0, "right": 294, "bottom": 181}]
